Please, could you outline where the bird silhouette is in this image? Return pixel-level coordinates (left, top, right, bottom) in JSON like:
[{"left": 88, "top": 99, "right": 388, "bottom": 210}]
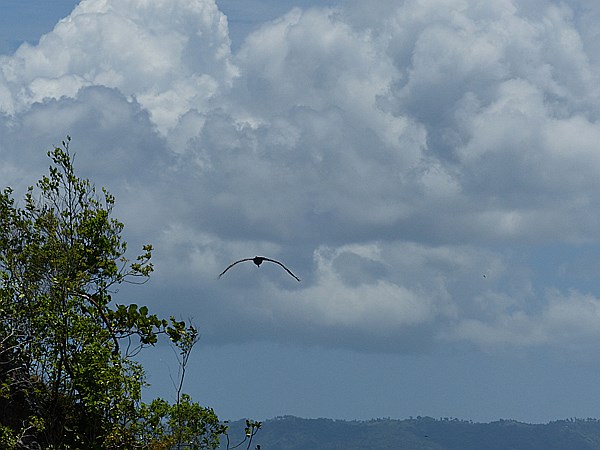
[{"left": 219, "top": 256, "right": 300, "bottom": 282}]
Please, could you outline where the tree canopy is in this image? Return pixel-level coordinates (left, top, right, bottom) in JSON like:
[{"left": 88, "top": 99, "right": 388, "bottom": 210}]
[{"left": 0, "top": 138, "right": 259, "bottom": 449}]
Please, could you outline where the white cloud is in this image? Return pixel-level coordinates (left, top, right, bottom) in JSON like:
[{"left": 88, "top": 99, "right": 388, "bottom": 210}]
[
  {"left": 450, "top": 289, "right": 600, "bottom": 350},
  {"left": 0, "top": 0, "right": 236, "bottom": 133},
  {"left": 288, "top": 245, "right": 438, "bottom": 328}
]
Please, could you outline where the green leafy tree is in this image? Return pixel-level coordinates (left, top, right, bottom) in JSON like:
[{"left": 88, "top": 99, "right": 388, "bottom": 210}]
[{"left": 0, "top": 138, "right": 231, "bottom": 449}]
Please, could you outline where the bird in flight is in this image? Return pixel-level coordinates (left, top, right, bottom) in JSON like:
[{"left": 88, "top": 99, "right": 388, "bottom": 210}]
[{"left": 219, "top": 256, "right": 300, "bottom": 282}]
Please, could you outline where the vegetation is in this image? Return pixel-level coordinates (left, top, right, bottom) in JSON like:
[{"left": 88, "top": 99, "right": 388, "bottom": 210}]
[{"left": 0, "top": 137, "right": 260, "bottom": 449}]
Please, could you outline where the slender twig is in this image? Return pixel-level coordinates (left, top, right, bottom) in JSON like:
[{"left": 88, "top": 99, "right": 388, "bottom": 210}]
[{"left": 70, "top": 291, "right": 120, "bottom": 355}]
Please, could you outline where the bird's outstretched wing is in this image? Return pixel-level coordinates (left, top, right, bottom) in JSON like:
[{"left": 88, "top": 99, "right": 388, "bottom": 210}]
[
  {"left": 262, "top": 257, "right": 301, "bottom": 282},
  {"left": 219, "top": 256, "right": 301, "bottom": 281},
  {"left": 218, "top": 258, "right": 254, "bottom": 278}
]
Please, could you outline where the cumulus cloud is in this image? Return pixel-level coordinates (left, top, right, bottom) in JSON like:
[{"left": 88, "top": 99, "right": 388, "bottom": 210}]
[
  {"left": 451, "top": 289, "right": 600, "bottom": 351},
  {"left": 2, "top": 0, "right": 600, "bottom": 354},
  {"left": 0, "top": 0, "right": 236, "bottom": 132}
]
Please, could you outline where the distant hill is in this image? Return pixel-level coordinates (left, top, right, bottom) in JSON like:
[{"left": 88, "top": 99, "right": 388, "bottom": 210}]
[{"left": 220, "top": 415, "right": 600, "bottom": 450}]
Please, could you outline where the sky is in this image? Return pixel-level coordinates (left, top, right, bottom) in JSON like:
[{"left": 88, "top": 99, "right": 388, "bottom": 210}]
[{"left": 3, "top": 0, "right": 600, "bottom": 424}]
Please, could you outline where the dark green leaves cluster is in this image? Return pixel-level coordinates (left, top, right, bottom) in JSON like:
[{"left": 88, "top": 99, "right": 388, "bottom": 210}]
[{"left": 0, "top": 138, "right": 228, "bottom": 449}]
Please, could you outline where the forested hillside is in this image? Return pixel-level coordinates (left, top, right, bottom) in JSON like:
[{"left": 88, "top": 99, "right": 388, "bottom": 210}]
[{"left": 223, "top": 415, "right": 600, "bottom": 450}]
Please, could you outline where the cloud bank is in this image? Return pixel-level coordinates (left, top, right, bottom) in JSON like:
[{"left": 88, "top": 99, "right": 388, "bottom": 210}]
[{"left": 2, "top": 0, "right": 600, "bottom": 354}]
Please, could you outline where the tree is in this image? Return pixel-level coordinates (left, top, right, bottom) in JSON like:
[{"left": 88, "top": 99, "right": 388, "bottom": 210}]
[{"left": 0, "top": 137, "right": 238, "bottom": 449}]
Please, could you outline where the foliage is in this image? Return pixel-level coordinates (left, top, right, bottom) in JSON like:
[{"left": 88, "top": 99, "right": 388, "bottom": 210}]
[
  {"left": 221, "top": 420, "right": 262, "bottom": 450},
  {"left": 0, "top": 138, "right": 236, "bottom": 449}
]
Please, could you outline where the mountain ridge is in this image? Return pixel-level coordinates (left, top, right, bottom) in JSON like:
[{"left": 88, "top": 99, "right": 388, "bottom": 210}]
[{"left": 221, "top": 415, "right": 600, "bottom": 450}]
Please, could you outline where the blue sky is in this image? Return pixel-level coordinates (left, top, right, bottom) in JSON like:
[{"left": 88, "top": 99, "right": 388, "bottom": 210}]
[{"left": 3, "top": 0, "right": 600, "bottom": 423}]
